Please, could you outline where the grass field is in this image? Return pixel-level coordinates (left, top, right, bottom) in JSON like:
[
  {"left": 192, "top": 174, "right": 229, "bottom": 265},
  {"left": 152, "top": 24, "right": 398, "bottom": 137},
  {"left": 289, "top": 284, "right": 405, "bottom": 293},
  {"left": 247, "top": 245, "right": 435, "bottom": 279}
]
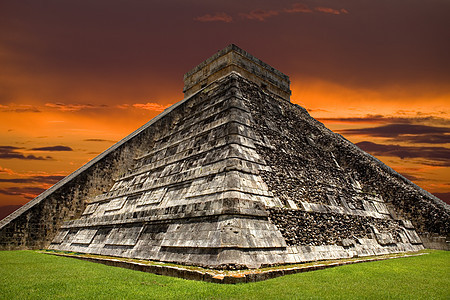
[{"left": 0, "top": 250, "right": 448, "bottom": 299}]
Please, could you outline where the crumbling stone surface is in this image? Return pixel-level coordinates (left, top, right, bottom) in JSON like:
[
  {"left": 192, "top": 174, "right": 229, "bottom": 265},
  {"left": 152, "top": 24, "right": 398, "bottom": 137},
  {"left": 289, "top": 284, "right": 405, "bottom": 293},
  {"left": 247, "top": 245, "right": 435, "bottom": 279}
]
[
  {"left": 268, "top": 208, "right": 406, "bottom": 246},
  {"left": 239, "top": 75, "right": 449, "bottom": 241}
]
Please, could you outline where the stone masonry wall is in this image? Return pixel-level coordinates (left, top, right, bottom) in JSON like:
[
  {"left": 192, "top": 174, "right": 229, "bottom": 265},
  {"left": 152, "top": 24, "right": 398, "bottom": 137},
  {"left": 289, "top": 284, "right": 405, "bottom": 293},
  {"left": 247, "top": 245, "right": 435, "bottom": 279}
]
[{"left": 268, "top": 208, "right": 408, "bottom": 246}]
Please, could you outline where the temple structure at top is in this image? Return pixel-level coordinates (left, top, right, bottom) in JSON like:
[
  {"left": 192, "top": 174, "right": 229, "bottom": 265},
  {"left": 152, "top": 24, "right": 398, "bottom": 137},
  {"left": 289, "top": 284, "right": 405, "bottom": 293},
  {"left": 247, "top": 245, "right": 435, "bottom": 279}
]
[{"left": 183, "top": 44, "right": 291, "bottom": 101}]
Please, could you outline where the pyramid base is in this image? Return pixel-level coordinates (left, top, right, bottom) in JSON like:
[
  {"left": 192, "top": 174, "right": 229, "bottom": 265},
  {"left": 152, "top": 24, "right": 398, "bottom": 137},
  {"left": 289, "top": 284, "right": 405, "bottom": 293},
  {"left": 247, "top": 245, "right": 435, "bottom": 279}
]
[
  {"left": 49, "top": 238, "right": 423, "bottom": 270},
  {"left": 42, "top": 249, "right": 428, "bottom": 283}
]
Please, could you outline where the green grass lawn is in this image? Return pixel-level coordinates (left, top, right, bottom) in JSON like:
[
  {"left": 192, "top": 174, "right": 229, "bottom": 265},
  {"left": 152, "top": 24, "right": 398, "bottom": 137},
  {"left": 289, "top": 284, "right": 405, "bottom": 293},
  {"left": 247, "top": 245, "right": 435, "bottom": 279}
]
[{"left": 0, "top": 250, "right": 448, "bottom": 299}]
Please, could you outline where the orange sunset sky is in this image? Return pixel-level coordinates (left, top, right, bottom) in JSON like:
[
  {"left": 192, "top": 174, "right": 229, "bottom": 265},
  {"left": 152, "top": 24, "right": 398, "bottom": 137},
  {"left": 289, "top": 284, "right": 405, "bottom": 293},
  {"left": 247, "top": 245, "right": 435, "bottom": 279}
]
[{"left": 1, "top": 0, "right": 449, "bottom": 217}]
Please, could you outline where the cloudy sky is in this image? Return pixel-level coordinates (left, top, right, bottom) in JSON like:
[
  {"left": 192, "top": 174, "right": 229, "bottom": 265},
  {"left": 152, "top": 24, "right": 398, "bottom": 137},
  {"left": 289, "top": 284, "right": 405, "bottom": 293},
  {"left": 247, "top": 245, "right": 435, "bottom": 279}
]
[{"left": 0, "top": 0, "right": 449, "bottom": 216}]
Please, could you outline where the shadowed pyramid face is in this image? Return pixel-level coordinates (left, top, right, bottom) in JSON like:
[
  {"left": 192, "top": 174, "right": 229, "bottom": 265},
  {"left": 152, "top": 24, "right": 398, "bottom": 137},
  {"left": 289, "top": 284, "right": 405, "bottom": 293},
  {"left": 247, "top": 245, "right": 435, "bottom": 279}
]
[{"left": 2, "top": 45, "right": 447, "bottom": 265}]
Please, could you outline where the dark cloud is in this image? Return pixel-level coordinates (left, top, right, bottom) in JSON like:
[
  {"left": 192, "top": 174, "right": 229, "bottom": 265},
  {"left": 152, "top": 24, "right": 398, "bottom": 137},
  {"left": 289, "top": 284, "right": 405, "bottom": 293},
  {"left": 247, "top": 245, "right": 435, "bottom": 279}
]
[
  {"left": 0, "top": 175, "right": 64, "bottom": 184},
  {"left": 0, "top": 146, "right": 20, "bottom": 151},
  {"left": 307, "top": 108, "right": 330, "bottom": 113},
  {"left": 399, "top": 172, "right": 423, "bottom": 182},
  {"left": 0, "top": 146, "right": 52, "bottom": 160},
  {"left": 0, "top": 205, "right": 22, "bottom": 220},
  {"left": 432, "top": 192, "right": 450, "bottom": 205},
  {"left": 339, "top": 124, "right": 450, "bottom": 144},
  {"left": 319, "top": 115, "right": 450, "bottom": 126},
  {"left": 340, "top": 124, "right": 449, "bottom": 137},
  {"left": 84, "top": 139, "right": 116, "bottom": 143},
  {"left": 0, "top": 178, "right": 37, "bottom": 184},
  {"left": 0, "top": 186, "right": 46, "bottom": 199},
  {"left": 31, "top": 146, "right": 73, "bottom": 151},
  {"left": 395, "top": 134, "right": 450, "bottom": 144},
  {"left": 356, "top": 141, "right": 450, "bottom": 166}
]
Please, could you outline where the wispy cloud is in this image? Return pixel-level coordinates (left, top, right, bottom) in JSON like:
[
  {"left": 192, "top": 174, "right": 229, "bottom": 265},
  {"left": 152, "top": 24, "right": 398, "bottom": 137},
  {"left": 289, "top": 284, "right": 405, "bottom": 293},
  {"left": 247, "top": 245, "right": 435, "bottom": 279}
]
[
  {"left": 0, "top": 166, "right": 15, "bottom": 175},
  {"left": 31, "top": 146, "right": 73, "bottom": 151},
  {"left": 84, "top": 139, "right": 116, "bottom": 143},
  {"left": 314, "top": 7, "right": 348, "bottom": 15},
  {"left": 194, "top": 12, "right": 233, "bottom": 23},
  {"left": 284, "top": 3, "right": 312, "bottom": 14},
  {"left": 131, "top": 102, "right": 171, "bottom": 112},
  {"left": 1, "top": 102, "right": 109, "bottom": 113},
  {"left": 0, "top": 104, "right": 41, "bottom": 113},
  {"left": 0, "top": 146, "right": 52, "bottom": 160},
  {"left": 195, "top": 3, "right": 348, "bottom": 23},
  {"left": 0, "top": 165, "right": 67, "bottom": 178},
  {"left": 45, "top": 102, "right": 107, "bottom": 112},
  {"left": 4, "top": 101, "right": 171, "bottom": 115},
  {"left": 356, "top": 141, "right": 450, "bottom": 166},
  {"left": 240, "top": 9, "right": 280, "bottom": 21}
]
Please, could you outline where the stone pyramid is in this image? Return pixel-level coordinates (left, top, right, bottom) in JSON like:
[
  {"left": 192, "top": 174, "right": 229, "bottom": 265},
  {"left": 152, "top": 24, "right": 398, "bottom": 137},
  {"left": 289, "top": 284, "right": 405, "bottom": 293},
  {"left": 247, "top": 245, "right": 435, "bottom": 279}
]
[{"left": 1, "top": 45, "right": 448, "bottom": 267}]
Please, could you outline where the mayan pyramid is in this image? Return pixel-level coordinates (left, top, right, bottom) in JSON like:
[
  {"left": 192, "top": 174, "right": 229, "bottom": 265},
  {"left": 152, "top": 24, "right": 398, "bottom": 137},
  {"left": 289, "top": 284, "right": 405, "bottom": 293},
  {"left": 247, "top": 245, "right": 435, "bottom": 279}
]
[{"left": 1, "top": 45, "right": 448, "bottom": 268}]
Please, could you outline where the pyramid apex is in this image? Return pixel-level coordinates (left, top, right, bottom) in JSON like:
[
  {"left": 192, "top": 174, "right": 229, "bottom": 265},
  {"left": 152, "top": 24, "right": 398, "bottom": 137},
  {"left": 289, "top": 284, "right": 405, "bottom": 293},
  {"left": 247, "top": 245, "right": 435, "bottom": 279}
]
[{"left": 183, "top": 44, "right": 291, "bottom": 100}]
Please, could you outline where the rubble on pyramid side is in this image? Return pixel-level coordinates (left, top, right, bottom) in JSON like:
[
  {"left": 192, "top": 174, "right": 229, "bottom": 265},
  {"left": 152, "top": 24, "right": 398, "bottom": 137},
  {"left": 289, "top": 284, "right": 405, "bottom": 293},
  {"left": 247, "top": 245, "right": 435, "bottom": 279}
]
[{"left": 236, "top": 75, "right": 448, "bottom": 247}]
